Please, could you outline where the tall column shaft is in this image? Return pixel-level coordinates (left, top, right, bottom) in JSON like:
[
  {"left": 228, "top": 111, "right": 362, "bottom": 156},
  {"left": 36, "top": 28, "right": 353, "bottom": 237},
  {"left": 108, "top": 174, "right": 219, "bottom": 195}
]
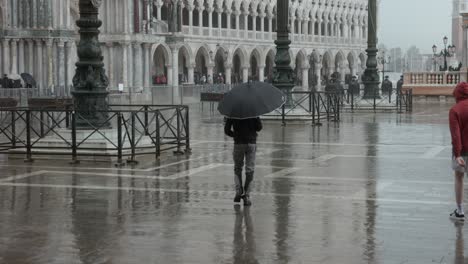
[
  {"left": 188, "top": 66, "right": 194, "bottom": 84},
  {"left": 171, "top": 46, "right": 179, "bottom": 102},
  {"left": 122, "top": 43, "right": 129, "bottom": 86},
  {"left": 188, "top": 8, "right": 193, "bottom": 34},
  {"left": 27, "top": 40, "right": 34, "bottom": 75},
  {"left": 144, "top": 44, "right": 151, "bottom": 87},
  {"left": 3, "top": 40, "right": 10, "bottom": 76},
  {"left": 10, "top": 39, "right": 18, "bottom": 74},
  {"left": 301, "top": 67, "right": 308, "bottom": 89},
  {"left": 242, "top": 67, "right": 248, "bottom": 82},
  {"left": 225, "top": 66, "right": 231, "bottom": 84},
  {"left": 107, "top": 43, "right": 114, "bottom": 88},
  {"left": 46, "top": 40, "right": 54, "bottom": 89},
  {"left": 315, "top": 63, "right": 322, "bottom": 91},
  {"left": 35, "top": 40, "right": 43, "bottom": 89},
  {"left": 258, "top": 66, "right": 264, "bottom": 81},
  {"left": 58, "top": 41, "right": 66, "bottom": 94},
  {"left": 128, "top": 44, "right": 134, "bottom": 88},
  {"left": 208, "top": 10, "right": 213, "bottom": 36},
  {"left": 18, "top": 40, "right": 25, "bottom": 74}
]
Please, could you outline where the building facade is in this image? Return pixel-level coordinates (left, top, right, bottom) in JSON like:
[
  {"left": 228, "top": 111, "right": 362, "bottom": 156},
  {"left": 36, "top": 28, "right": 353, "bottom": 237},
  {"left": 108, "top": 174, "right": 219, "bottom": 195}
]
[{"left": 0, "top": 0, "right": 368, "bottom": 94}]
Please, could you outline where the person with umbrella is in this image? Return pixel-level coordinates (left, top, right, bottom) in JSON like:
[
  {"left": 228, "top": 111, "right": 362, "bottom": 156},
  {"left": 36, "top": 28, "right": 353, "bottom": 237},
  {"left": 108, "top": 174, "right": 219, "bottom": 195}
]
[{"left": 219, "top": 81, "right": 285, "bottom": 206}]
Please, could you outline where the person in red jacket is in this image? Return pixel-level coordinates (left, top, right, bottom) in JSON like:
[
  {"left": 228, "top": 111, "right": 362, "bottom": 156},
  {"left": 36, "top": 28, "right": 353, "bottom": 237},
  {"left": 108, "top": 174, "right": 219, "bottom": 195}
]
[{"left": 449, "top": 82, "right": 468, "bottom": 220}]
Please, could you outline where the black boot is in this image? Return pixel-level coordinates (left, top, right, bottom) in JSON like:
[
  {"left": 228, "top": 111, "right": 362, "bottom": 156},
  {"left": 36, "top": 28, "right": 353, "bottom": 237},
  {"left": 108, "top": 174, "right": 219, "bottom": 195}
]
[
  {"left": 243, "top": 172, "right": 254, "bottom": 206},
  {"left": 234, "top": 187, "right": 243, "bottom": 203},
  {"left": 242, "top": 194, "right": 252, "bottom": 206}
]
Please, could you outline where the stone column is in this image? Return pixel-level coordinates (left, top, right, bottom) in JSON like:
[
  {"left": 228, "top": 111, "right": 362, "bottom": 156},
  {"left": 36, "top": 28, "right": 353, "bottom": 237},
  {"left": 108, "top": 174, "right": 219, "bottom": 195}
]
[
  {"left": 3, "top": 39, "right": 10, "bottom": 76},
  {"left": 225, "top": 66, "right": 232, "bottom": 84},
  {"left": 188, "top": 6, "right": 194, "bottom": 34},
  {"left": 242, "top": 66, "right": 248, "bottom": 82},
  {"left": 310, "top": 19, "right": 315, "bottom": 36},
  {"left": 106, "top": 42, "right": 114, "bottom": 88},
  {"left": 124, "top": 0, "right": 129, "bottom": 33},
  {"left": 268, "top": 15, "right": 273, "bottom": 38},
  {"left": 127, "top": 44, "right": 134, "bottom": 88},
  {"left": 45, "top": 39, "right": 54, "bottom": 90},
  {"left": 316, "top": 19, "right": 321, "bottom": 36},
  {"left": 35, "top": 40, "right": 43, "bottom": 89},
  {"left": 156, "top": 2, "right": 162, "bottom": 20},
  {"left": 18, "top": 40, "right": 25, "bottom": 74},
  {"left": 290, "top": 16, "right": 295, "bottom": 36},
  {"left": 198, "top": 7, "right": 203, "bottom": 28},
  {"left": 243, "top": 11, "right": 248, "bottom": 34},
  {"left": 226, "top": 11, "right": 232, "bottom": 30},
  {"left": 302, "top": 66, "right": 309, "bottom": 90},
  {"left": 122, "top": 42, "right": 129, "bottom": 86},
  {"left": 134, "top": 43, "right": 143, "bottom": 88},
  {"left": 12, "top": 0, "right": 17, "bottom": 28},
  {"left": 235, "top": 11, "right": 240, "bottom": 37},
  {"left": 260, "top": 13, "right": 265, "bottom": 34},
  {"left": 188, "top": 66, "right": 194, "bottom": 84},
  {"left": 143, "top": 43, "right": 151, "bottom": 88},
  {"left": 315, "top": 63, "right": 322, "bottom": 91},
  {"left": 208, "top": 8, "right": 213, "bottom": 36},
  {"left": 171, "top": 46, "right": 179, "bottom": 102},
  {"left": 166, "top": 62, "right": 173, "bottom": 88},
  {"left": 27, "top": 40, "right": 34, "bottom": 74},
  {"left": 65, "top": 41, "right": 73, "bottom": 94},
  {"left": 32, "top": 0, "right": 37, "bottom": 28},
  {"left": 10, "top": 39, "right": 18, "bottom": 74},
  {"left": 258, "top": 65, "right": 265, "bottom": 82},
  {"left": 57, "top": 41, "right": 66, "bottom": 94},
  {"left": 25, "top": 0, "right": 31, "bottom": 28},
  {"left": 252, "top": 12, "right": 257, "bottom": 37},
  {"left": 207, "top": 65, "right": 214, "bottom": 83},
  {"left": 297, "top": 18, "right": 302, "bottom": 36},
  {"left": 217, "top": 10, "right": 222, "bottom": 34}
]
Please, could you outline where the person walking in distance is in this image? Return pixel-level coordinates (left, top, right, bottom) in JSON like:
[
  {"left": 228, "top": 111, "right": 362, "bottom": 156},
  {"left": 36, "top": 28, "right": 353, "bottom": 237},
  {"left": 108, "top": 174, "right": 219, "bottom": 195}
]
[
  {"left": 224, "top": 117, "right": 263, "bottom": 206},
  {"left": 449, "top": 82, "right": 468, "bottom": 220}
]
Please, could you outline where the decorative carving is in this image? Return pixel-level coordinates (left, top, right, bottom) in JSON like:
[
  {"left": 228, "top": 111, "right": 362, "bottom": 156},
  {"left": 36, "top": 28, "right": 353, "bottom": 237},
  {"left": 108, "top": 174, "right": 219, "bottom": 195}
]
[{"left": 72, "top": 0, "right": 110, "bottom": 128}]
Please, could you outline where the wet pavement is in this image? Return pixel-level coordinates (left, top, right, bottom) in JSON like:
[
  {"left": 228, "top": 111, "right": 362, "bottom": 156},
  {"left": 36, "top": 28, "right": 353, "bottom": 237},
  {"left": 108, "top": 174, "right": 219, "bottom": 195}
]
[{"left": 0, "top": 102, "right": 466, "bottom": 264}]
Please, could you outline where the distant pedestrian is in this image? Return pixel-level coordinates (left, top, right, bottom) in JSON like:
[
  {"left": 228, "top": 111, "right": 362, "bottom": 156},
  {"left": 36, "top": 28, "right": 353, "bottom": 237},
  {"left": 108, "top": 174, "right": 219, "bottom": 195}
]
[
  {"left": 224, "top": 117, "right": 262, "bottom": 206},
  {"left": 449, "top": 82, "right": 468, "bottom": 220},
  {"left": 397, "top": 75, "right": 404, "bottom": 94}
]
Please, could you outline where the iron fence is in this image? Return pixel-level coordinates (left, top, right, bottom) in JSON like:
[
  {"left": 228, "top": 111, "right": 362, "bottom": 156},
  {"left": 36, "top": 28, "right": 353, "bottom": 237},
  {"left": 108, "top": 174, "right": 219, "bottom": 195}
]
[
  {"left": 0, "top": 104, "right": 190, "bottom": 163},
  {"left": 267, "top": 91, "right": 341, "bottom": 125},
  {"left": 340, "top": 88, "right": 413, "bottom": 112}
]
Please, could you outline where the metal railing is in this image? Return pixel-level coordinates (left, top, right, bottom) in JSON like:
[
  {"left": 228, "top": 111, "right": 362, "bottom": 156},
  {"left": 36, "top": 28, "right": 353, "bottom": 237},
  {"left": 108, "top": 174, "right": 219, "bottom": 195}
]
[
  {"left": 340, "top": 88, "right": 413, "bottom": 112},
  {"left": 267, "top": 91, "right": 341, "bottom": 125},
  {"left": 0, "top": 104, "right": 190, "bottom": 163}
]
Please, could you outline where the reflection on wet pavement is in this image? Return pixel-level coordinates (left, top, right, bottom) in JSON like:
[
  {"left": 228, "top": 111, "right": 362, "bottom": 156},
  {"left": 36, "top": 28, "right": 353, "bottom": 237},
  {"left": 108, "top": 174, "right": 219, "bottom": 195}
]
[{"left": 0, "top": 103, "right": 466, "bottom": 263}]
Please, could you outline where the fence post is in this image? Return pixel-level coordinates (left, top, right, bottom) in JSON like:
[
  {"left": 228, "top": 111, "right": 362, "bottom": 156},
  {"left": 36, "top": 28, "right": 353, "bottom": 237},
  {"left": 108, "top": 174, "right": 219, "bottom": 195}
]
[
  {"left": 311, "top": 92, "right": 316, "bottom": 125},
  {"left": 11, "top": 111, "right": 16, "bottom": 148},
  {"left": 70, "top": 111, "right": 79, "bottom": 164},
  {"left": 156, "top": 111, "right": 161, "bottom": 158},
  {"left": 185, "top": 106, "right": 191, "bottom": 153},
  {"left": 116, "top": 113, "right": 123, "bottom": 165},
  {"left": 317, "top": 93, "right": 321, "bottom": 125},
  {"left": 144, "top": 105, "right": 149, "bottom": 135},
  {"left": 128, "top": 112, "right": 138, "bottom": 164},
  {"left": 25, "top": 110, "right": 33, "bottom": 163},
  {"left": 174, "top": 107, "right": 184, "bottom": 155},
  {"left": 281, "top": 103, "right": 286, "bottom": 126},
  {"left": 351, "top": 92, "right": 354, "bottom": 112},
  {"left": 373, "top": 89, "right": 377, "bottom": 112}
]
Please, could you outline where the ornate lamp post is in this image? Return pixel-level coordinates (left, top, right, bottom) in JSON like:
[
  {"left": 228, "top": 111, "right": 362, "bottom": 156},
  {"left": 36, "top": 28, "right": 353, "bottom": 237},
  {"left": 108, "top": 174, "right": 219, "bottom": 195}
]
[
  {"left": 432, "top": 36, "right": 456, "bottom": 71},
  {"left": 272, "top": 0, "right": 294, "bottom": 104},
  {"left": 72, "top": 0, "right": 110, "bottom": 128},
  {"left": 362, "top": 0, "right": 380, "bottom": 99}
]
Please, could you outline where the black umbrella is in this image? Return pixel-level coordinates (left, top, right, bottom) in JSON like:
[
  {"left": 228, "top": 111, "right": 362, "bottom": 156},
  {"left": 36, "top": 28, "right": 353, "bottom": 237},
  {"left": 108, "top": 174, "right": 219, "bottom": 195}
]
[
  {"left": 20, "top": 73, "right": 37, "bottom": 88},
  {"left": 218, "top": 81, "right": 285, "bottom": 119}
]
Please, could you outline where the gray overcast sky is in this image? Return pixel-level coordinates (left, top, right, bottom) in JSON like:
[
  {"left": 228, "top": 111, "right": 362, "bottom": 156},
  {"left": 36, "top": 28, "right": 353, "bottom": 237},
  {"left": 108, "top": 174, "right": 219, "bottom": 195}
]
[{"left": 379, "top": 0, "right": 452, "bottom": 54}]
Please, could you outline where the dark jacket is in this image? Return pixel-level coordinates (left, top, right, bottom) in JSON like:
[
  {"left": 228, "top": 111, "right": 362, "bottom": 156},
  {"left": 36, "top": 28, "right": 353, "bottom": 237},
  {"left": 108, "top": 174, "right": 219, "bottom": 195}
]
[
  {"left": 450, "top": 82, "right": 468, "bottom": 157},
  {"left": 224, "top": 118, "right": 262, "bottom": 144}
]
